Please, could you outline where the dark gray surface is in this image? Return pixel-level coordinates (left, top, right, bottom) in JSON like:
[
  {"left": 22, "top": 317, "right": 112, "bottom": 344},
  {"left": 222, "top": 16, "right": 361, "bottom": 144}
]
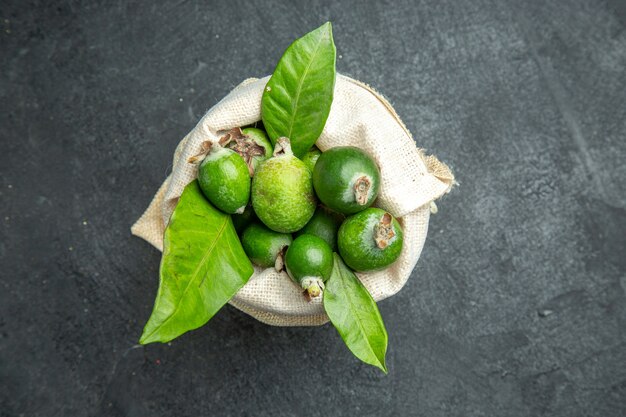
[{"left": 1, "top": 0, "right": 625, "bottom": 416}]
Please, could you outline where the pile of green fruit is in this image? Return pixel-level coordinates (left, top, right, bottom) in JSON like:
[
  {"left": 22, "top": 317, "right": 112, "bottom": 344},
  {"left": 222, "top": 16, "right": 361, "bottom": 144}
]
[
  {"left": 194, "top": 129, "right": 403, "bottom": 299},
  {"left": 140, "top": 22, "right": 401, "bottom": 373}
]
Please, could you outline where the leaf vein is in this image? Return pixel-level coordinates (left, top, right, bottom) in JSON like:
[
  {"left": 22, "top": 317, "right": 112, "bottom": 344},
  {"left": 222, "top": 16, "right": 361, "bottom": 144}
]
[
  {"left": 141, "top": 215, "right": 228, "bottom": 341},
  {"left": 285, "top": 32, "right": 327, "bottom": 139},
  {"left": 335, "top": 263, "right": 383, "bottom": 368}
]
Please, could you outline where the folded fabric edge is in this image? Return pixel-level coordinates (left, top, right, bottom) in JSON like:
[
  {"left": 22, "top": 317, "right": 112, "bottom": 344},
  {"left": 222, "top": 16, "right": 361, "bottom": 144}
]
[
  {"left": 340, "top": 74, "right": 414, "bottom": 140},
  {"left": 238, "top": 77, "right": 260, "bottom": 87},
  {"left": 130, "top": 177, "right": 169, "bottom": 252},
  {"left": 228, "top": 298, "right": 330, "bottom": 327},
  {"left": 418, "top": 149, "right": 457, "bottom": 197}
]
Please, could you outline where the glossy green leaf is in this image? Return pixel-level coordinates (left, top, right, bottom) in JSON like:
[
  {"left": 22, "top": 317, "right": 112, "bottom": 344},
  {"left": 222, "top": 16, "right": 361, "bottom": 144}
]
[
  {"left": 262, "top": 22, "right": 336, "bottom": 158},
  {"left": 140, "top": 181, "right": 254, "bottom": 344},
  {"left": 323, "top": 254, "right": 388, "bottom": 373}
]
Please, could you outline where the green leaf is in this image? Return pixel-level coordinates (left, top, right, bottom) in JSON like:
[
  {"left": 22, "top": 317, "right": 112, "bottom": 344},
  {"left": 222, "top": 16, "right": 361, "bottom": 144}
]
[
  {"left": 262, "top": 22, "right": 336, "bottom": 158},
  {"left": 323, "top": 254, "right": 389, "bottom": 373},
  {"left": 139, "top": 181, "right": 254, "bottom": 344}
]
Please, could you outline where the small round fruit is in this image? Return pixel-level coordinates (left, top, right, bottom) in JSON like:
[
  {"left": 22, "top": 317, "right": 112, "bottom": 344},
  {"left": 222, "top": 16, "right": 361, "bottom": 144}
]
[
  {"left": 232, "top": 205, "right": 256, "bottom": 234},
  {"left": 285, "top": 234, "right": 333, "bottom": 299},
  {"left": 252, "top": 138, "right": 317, "bottom": 233},
  {"left": 337, "top": 208, "right": 403, "bottom": 272},
  {"left": 295, "top": 206, "right": 344, "bottom": 251},
  {"left": 196, "top": 142, "right": 250, "bottom": 214},
  {"left": 301, "top": 145, "right": 322, "bottom": 172},
  {"left": 219, "top": 127, "right": 273, "bottom": 175},
  {"left": 313, "top": 146, "right": 381, "bottom": 214},
  {"left": 241, "top": 222, "right": 292, "bottom": 270}
]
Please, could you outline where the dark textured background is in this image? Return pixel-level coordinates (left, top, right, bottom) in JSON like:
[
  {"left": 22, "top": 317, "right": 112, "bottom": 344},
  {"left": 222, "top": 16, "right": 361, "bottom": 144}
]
[{"left": 1, "top": 1, "right": 625, "bottom": 416}]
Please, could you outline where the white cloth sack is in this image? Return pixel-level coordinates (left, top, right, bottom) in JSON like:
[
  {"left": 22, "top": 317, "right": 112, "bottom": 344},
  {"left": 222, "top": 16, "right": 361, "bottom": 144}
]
[{"left": 131, "top": 74, "right": 455, "bottom": 326}]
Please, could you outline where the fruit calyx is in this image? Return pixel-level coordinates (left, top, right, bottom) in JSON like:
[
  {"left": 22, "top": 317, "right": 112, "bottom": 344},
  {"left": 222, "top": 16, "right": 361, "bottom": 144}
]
[
  {"left": 373, "top": 212, "right": 396, "bottom": 249},
  {"left": 274, "top": 245, "right": 288, "bottom": 272},
  {"left": 354, "top": 175, "right": 372, "bottom": 205},
  {"left": 219, "top": 127, "right": 266, "bottom": 176},
  {"left": 301, "top": 276, "right": 325, "bottom": 300},
  {"left": 273, "top": 137, "right": 293, "bottom": 157},
  {"left": 187, "top": 140, "right": 215, "bottom": 164}
]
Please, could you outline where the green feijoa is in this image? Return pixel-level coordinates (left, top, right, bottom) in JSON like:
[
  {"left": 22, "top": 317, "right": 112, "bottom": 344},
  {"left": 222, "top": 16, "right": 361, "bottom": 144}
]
[
  {"left": 194, "top": 142, "right": 250, "bottom": 214},
  {"left": 285, "top": 234, "right": 333, "bottom": 299},
  {"left": 241, "top": 222, "right": 292, "bottom": 270},
  {"left": 295, "top": 205, "right": 344, "bottom": 251},
  {"left": 301, "top": 145, "right": 322, "bottom": 172},
  {"left": 232, "top": 205, "right": 257, "bottom": 234},
  {"left": 313, "top": 146, "right": 381, "bottom": 215},
  {"left": 337, "top": 208, "right": 403, "bottom": 272},
  {"left": 252, "top": 137, "right": 317, "bottom": 233},
  {"left": 219, "top": 127, "right": 273, "bottom": 176}
]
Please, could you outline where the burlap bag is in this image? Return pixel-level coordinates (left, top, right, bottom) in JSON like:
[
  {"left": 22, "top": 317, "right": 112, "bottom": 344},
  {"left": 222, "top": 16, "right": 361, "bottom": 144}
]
[{"left": 131, "top": 74, "right": 454, "bottom": 326}]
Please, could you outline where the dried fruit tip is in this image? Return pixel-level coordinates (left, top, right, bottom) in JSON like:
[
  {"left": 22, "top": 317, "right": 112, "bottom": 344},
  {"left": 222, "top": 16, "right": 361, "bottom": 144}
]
[
  {"left": 354, "top": 175, "right": 372, "bottom": 205},
  {"left": 274, "top": 245, "right": 288, "bottom": 272},
  {"left": 219, "top": 127, "right": 266, "bottom": 176},
  {"left": 373, "top": 212, "right": 395, "bottom": 249},
  {"left": 301, "top": 277, "right": 325, "bottom": 299},
  {"left": 188, "top": 140, "right": 214, "bottom": 164}
]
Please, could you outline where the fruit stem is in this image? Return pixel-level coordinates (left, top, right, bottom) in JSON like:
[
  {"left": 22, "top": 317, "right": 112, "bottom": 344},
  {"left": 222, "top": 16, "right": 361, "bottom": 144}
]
[
  {"left": 373, "top": 212, "right": 395, "bottom": 249},
  {"left": 273, "top": 137, "right": 293, "bottom": 157},
  {"left": 354, "top": 175, "right": 372, "bottom": 205}
]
